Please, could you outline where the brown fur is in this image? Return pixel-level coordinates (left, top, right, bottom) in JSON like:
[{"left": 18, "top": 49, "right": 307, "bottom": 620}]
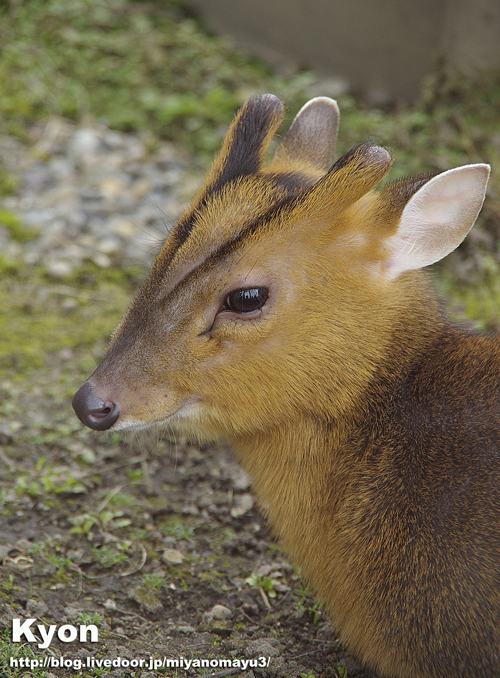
[{"left": 73, "top": 95, "right": 500, "bottom": 677}]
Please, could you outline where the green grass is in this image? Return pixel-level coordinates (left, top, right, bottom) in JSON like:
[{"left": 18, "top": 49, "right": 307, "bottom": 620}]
[
  {"left": 0, "top": 627, "right": 50, "bottom": 677},
  {"left": 0, "top": 210, "right": 37, "bottom": 242},
  {"left": 0, "top": 0, "right": 310, "bottom": 156},
  {"left": 0, "top": 268, "right": 134, "bottom": 375}
]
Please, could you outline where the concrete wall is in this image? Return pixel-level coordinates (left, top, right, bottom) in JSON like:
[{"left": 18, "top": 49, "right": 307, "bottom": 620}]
[{"left": 187, "top": 0, "right": 500, "bottom": 103}]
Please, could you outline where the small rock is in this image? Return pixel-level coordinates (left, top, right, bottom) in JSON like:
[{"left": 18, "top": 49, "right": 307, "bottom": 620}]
[
  {"left": 22, "top": 163, "right": 54, "bottom": 191},
  {"left": 245, "top": 639, "right": 280, "bottom": 658},
  {"left": 132, "top": 178, "right": 154, "bottom": 199},
  {"left": 231, "top": 493, "right": 254, "bottom": 518},
  {"left": 66, "top": 549, "right": 85, "bottom": 564},
  {"left": 128, "top": 585, "right": 163, "bottom": 614},
  {"left": 26, "top": 599, "right": 49, "bottom": 616},
  {"left": 149, "top": 569, "right": 165, "bottom": 582},
  {"left": 15, "top": 538, "right": 33, "bottom": 552},
  {"left": 59, "top": 348, "right": 74, "bottom": 361},
  {"left": 241, "top": 602, "right": 259, "bottom": 617},
  {"left": 91, "top": 252, "right": 111, "bottom": 268},
  {"left": 0, "top": 545, "right": 13, "bottom": 563},
  {"left": 46, "top": 259, "right": 74, "bottom": 278},
  {"left": 337, "top": 655, "right": 364, "bottom": 676},
  {"left": 209, "top": 604, "right": 232, "bottom": 620},
  {"left": 96, "top": 235, "right": 122, "bottom": 255},
  {"left": 110, "top": 217, "right": 137, "bottom": 238},
  {"left": 98, "top": 176, "right": 129, "bottom": 200},
  {"left": 316, "top": 621, "right": 337, "bottom": 640},
  {"left": 161, "top": 548, "right": 184, "bottom": 565},
  {"left": 255, "top": 564, "right": 272, "bottom": 577},
  {"left": 63, "top": 605, "right": 81, "bottom": 620},
  {"left": 69, "top": 128, "right": 102, "bottom": 162},
  {"left": 230, "top": 466, "right": 251, "bottom": 491}
]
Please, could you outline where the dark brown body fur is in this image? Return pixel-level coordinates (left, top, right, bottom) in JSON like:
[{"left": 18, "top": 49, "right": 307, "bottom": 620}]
[{"left": 331, "top": 329, "right": 500, "bottom": 676}]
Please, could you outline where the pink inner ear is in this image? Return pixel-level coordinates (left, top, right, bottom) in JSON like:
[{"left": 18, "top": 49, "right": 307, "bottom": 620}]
[{"left": 385, "top": 164, "right": 490, "bottom": 279}]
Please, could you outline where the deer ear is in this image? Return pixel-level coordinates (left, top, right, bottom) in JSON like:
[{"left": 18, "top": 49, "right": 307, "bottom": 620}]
[
  {"left": 385, "top": 164, "right": 490, "bottom": 279},
  {"left": 204, "top": 94, "right": 285, "bottom": 191},
  {"left": 271, "top": 97, "right": 339, "bottom": 173}
]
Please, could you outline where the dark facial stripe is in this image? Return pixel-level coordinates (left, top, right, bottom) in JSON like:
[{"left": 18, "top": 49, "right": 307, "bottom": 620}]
[
  {"left": 156, "top": 142, "right": 389, "bottom": 305},
  {"left": 167, "top": 143, "right": 394, "bottom": 295},
  {"left": 159, "top": 96, "right": 285, "bottom": 267},
  {"left": 157, "top": 167, "right": 314, "bottom": 282},
  {"left": 160, "top": 191, "right": 302, "bottom": 302}
]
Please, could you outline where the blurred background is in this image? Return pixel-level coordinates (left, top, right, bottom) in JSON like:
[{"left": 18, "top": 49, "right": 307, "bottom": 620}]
[
  {"left": 189, "top": 0, "right": 500, "bottom": 105},
  {"left": 0, "top": 1, "right": 499, "bottom": 675}
]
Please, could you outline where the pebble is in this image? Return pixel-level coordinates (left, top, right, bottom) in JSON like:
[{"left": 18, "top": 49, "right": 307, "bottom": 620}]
[
  {"left": 337, "top": 655, "right": 364, "bottom": 676},
  {"left": 230, "top": 492, "right": 255, "bottom": 517},
  {"left": 161, "top": 548, "right": 184, "bottom": 565},
  {"left": 209, "top": 604, "right": 233, "bottom": 620},
  {"left": 175, "top": 623, "right": 196, "bottom": 634},
  {"left": 63, "top": 604, "right": 82, "bottom": 620},
  {"left": 128, "top": 583, "right": 163, "bottom": 613},
  {"left": 0, "top": 118, "right": 199, "bottom": 277},
  {"left": 245, "top": 638, "right": 281, "bottom": 658},
  {"left": 0, "top": 545, "right": 12, "bottom": 563},
  {"left": 26, "top": 598, "right": 49, "bottom": 616}
]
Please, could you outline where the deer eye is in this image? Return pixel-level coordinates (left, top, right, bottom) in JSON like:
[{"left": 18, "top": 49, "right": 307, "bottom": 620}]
[{"left": 224, "top": 287, "right": 268, "bottom": 313}]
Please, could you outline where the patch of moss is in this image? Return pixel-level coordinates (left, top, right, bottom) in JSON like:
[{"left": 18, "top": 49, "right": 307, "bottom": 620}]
[
  {"left": 0, "top": 210, "right": 37, "bottom": 242},
  {"left": 0, "top": 168, "right": 19, "bottom": 196},
  {"left": 60, "top": 260, "right": 145, "bottom": 289},
  {"left": 0, "top": 255, "right": 20, "bottom": 276},
  {"left": 0, "top": 268, "right": 132, "bottom": 377}
]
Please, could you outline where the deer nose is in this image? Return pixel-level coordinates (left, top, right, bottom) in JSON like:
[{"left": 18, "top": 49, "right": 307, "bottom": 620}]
[{"left": 72, "top": 381, "right": 120, "bottom": 431}]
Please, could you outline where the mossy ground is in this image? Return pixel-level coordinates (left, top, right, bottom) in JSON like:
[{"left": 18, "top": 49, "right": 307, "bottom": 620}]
[
  {"left": 0, "top": 1, "right": 499, "bottom": 677},
  {"left": 0, "top": 265, "right": 140, "bottom": 376}
]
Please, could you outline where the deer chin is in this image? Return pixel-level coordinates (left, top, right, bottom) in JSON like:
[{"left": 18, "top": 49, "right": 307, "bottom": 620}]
[
  {"left": 110, "top": 395, "right": 203, "bottom": 431},
  {"left": 112, "top": 396, "right": 224, "bottom": 444}
]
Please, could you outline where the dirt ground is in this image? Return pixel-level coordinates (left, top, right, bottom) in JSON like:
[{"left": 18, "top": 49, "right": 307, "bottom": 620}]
[{"left": 0, "top": 340, "right": 376, "bottom": 678}]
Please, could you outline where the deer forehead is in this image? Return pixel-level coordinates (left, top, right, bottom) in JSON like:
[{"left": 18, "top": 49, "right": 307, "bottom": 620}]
[{"left": 150, "top": 177, "right": 286, "bottom": 292}]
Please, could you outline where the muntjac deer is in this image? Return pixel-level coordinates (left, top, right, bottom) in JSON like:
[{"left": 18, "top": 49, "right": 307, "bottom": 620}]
[{"left": 73, "top": 95, "right": 500, "bottom": 678}]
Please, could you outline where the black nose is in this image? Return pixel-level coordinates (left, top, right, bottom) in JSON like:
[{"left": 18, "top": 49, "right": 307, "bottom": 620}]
[{"left": 72, "top": 381, "right": 120, "bottom": 431}]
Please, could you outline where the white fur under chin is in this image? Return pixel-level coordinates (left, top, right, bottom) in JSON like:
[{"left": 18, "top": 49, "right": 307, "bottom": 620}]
[{"left": 110, "top": 401, "right": 220, "bottom": 443}]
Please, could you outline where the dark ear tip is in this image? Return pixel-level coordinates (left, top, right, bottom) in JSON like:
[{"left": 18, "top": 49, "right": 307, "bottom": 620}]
[
  {"left": 330, "top": 142, "right": 392, "bottom": 174},
  {"left": 247, "top": 93, "right": 284, "bottom": 116},
  {"left": 366, "top": 145, "right": 392, "bottom": 166}
]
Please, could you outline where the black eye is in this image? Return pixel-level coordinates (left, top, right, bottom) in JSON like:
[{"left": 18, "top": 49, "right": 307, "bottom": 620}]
[{"left": 224, "top": 287, "right": 268, "bottom": 313}]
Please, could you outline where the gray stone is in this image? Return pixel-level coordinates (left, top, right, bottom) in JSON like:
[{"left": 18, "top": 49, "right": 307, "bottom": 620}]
[
  {"left": 26, "top": 598, "right": 49, "bottom": 616},
  {"left": 209, "top": 604, "right": 233, "bottom": 620},
  {"left": 0, "top": 116, "right": 191, "bottom": 279}
]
